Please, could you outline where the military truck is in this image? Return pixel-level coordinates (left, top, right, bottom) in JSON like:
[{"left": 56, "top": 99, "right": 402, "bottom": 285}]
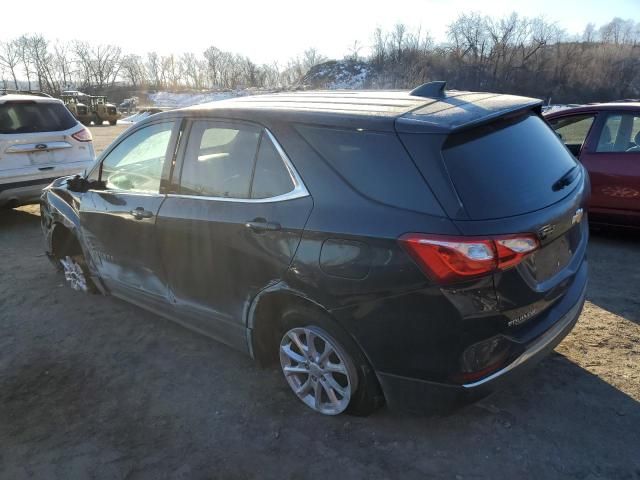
[
  {"left": 89, "top": 95, "right": 120, "bottom": 126},
  {"left": 61, "top": 91, "right": 93, "bottom": 125}
]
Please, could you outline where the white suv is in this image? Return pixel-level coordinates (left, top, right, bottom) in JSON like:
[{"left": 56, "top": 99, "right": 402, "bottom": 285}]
[{"left": 0, "top": 93, "right": 96, "bottom": 207}]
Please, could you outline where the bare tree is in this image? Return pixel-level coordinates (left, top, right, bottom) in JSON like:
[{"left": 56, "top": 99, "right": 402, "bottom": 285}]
[
  {"left": 146, "top": 52, "right": 161, "bottom": 88},
  {"left": 121, "top": 54, "right": 146, "bottom": 88},
  {"left": 346, "top": 40, "right": 363, "bottom": 61},
  {"left": 0, "top": 40, "right": 21, "bottom": 89},
  {"left": 16, "top": 35, "right": 34, "bottom": 90}
]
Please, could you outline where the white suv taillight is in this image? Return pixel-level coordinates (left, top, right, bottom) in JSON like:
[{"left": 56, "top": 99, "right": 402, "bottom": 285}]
[{"left": 71, "top": 127, "right": 92, "bottom": 142}]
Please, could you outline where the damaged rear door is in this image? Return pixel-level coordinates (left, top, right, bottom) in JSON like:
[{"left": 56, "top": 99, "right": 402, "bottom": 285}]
[{"left": 156, "top": 119, "right": 312, "bottom": 348}]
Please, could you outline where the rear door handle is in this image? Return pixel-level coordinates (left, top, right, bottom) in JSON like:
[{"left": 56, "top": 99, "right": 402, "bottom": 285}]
[
  {"left": 130, "top": 207, "right": 154, "bottom": 220},
  {"left": 245, "top": 218, "right": 281, "bottom": 232}
]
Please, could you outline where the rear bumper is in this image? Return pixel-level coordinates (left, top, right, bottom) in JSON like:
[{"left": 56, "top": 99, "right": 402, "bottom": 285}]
[
  {"left": 0, "top": 177, "right": 61, "bottom": 206},
  {"left": 0, "top": 162, "right": 93, "bottom": 206},
  {"left": 376, "top": 266, "right": 587, "bottom": 414}
]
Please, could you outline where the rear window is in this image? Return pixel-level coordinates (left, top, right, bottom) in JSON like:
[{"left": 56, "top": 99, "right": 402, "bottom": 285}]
[
  {"left": 296, "top": 125, "right": 442, "bottom": 215},
  {"left": 441, "top": 114, "right": 578, "bottom": 220},
  {"left": 0, "top": 101, "right": 77, "bottom": 134}
]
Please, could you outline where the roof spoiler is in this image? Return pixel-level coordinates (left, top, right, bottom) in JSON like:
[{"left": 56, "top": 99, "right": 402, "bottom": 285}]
[
  {"left": 397, "top": 95, "right": 544, "bottom": 134},
  {"left": 410, "top": 81, "right": 447, "bottom": 99}
]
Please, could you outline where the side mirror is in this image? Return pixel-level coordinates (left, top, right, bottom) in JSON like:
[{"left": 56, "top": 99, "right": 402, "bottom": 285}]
[{"left": 67, "top": 175, "right": 106, "bottom": 193}]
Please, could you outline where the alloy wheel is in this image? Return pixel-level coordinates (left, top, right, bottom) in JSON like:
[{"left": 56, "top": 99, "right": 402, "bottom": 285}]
[
  {"left": 60, "top": 256, "right": 89, "bottom": 292},
  {"left": 279, "top": 326, "right": 357, "bottom": 415}
]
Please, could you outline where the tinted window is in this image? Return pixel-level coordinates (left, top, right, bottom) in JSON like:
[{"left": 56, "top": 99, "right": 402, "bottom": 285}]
[
  {"left": 101, "top": 122, "right": 174, "bottom": 193},
  {"left": 251, "top": 135, "right": 294, "bottom": 199},
  {"left": 180, "top": 121, "right": 260, "bottom": 198},
  {"left": 0, "top": 101, "right": 77, "bottom": 134},
  {"left": 596, "top": 113, "right": 640, "bottom": 152},
  {"left": 442, "top": 114, "right": 578, "bottom": 220},
  {"left": 296, "top": 125, "right": 441, "bottom": 214}
]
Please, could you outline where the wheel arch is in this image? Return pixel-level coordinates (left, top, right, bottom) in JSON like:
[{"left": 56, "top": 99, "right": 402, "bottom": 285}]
[
  {"left": 248, "top": 282, "right": 386, "bottom": 414},
  {"left": 50, "top": 222, "right": 82, "bottom": 259},
  {"left": 247, "top": 283, "right": 336, "bottom": 365}
]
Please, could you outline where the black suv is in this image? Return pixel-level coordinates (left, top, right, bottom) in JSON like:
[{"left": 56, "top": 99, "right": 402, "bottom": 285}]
[{"left": 40, "top": 83, "right": 589, "bottom": 416}]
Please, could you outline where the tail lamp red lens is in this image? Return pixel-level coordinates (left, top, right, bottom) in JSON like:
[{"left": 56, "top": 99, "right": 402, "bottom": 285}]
[
  {"left": 399, "top": 233, "right": 539, "bottom": 284},
  {"left": 71, "top": 127, "right": 92, "bottom": 142}
]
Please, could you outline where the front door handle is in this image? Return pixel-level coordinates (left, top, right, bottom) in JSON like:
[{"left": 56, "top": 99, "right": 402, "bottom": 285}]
[
  {"left": 130, "top": 207, "right": 154, "bottom": 220},
  {"left": 245, "top": 218, "right": 281, "bottom": 232}
]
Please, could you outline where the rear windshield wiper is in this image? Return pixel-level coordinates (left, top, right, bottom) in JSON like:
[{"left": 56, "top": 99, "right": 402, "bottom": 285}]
[{"left": 552, "top": 166, "right": 579, "bottom": 192}]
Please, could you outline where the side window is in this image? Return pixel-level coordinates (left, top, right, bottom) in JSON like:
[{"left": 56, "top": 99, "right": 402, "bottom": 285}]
[
  {"left": 296, "top": 125, "right": 440, "bottom": 214},
  {"left": 250, "top": 135, "right": 295, "bottom": 199},
  {"left": 548, "top": 114, "right": 595, "bottom": 152},
  {"left": 596, "top": 113, "right": 640, "bottom": 153},
  {"left": 100, "top": 122, "right": 174, "bottom": 193},
  {"left": 179, "top": 121, "right": 260, "bottom": 198}
]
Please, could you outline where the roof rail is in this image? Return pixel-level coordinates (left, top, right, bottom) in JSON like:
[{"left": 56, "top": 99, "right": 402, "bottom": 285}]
[
  {"left": 410, "top": 81, "right": 447, "bottom": 99},
  {"left": 0, "top": 89, "right": 53, "bottom": 98}
]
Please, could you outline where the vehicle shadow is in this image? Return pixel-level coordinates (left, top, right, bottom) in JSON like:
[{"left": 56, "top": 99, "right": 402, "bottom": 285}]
[
  {"left": 587, "top": 227, "right": 640, "bottom": 325},
  {"left": 0, "top": 206, "right": 41, "bottom": 226},
  {"left": 355, "top": 352, "right": 640, "bottom": 478}
]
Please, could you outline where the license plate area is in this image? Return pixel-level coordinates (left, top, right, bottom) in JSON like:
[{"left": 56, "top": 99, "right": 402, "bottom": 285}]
[{"left": 522, "top": 224, "right": 581, "bottom": 282}]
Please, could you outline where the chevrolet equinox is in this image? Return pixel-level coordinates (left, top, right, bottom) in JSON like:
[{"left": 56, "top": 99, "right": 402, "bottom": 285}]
[{"left": 40, "top": 83, "right": 589, "bottom": 415}]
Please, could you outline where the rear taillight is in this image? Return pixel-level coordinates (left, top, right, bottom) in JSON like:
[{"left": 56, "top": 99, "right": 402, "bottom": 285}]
[
  {"left": 399, "top": 233, "right": 539, "bottom": 284},
  {"left": 71, "top": 127, "right": 92, "bottom": 142}
]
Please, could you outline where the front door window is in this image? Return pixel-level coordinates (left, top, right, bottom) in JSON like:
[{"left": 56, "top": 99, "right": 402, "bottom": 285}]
[
  {"left": 548, "top": 114, "right": 595, "bottom": 157},
  {"left": 100, "top": 122, "right": 175, "bottom": 193}
]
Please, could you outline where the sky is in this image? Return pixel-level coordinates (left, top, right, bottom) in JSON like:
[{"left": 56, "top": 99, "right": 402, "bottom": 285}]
[{"left": 2, "top": 0, "right": 639, "bottom": 64}]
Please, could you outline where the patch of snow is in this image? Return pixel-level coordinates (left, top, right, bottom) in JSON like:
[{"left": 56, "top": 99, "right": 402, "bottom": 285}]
[{"left": 148, "top": 91, "right": 242, "bottom": 109}]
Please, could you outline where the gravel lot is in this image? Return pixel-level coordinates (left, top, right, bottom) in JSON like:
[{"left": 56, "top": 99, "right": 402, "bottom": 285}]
[{"left": 0, "top": 125, "right": 638, "bottom": 479}]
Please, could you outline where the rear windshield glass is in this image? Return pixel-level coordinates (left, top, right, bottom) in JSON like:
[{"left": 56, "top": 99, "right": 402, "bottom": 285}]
[
  {"left": 0, "top": 101, "right": 77, "bottom": 134},
  {"left": 296, "top": 125, "right": 442, "bottom": 215},
  {"left": 442, "top": 114, "right": 578, "bottom": 220}
]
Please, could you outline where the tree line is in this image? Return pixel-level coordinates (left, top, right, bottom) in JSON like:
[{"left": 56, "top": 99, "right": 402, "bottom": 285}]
[
  {"left": 1, "top": 14, "right": 639, "bottom": 103},
  {"left": 367, "top": 15, "right": 640, "bottom": 102},
  {"left": 0, "top": 35, "right": 327, "bottom": 94}
]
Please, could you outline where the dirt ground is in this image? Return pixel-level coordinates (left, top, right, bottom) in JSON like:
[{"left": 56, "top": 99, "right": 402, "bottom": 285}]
[{"left": 0, "top": 125, "right": 638, "bottom": 479}]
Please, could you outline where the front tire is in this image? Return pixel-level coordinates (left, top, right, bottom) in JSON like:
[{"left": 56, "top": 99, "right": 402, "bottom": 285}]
[
  {"left": 59, "top": 254, "right": 96, "bottom": 293},
  {"left": 278, "top": 308, "right": 383, "bottom": 416}
]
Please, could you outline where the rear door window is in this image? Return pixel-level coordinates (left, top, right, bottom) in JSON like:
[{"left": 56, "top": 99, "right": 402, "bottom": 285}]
[
  {"left": 0, "top": 101, "right": 77, "bottom": 133},
  {"left": 179, "top": 121, "right": 261, "bottom": 198},
  {"left": 441, "top": 113, "right": 578, "bottom": 220}
]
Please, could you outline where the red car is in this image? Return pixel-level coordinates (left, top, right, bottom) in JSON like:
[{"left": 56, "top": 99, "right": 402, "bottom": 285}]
[{"left": 546, "top": 102, "right": 640, "bottom": 229}]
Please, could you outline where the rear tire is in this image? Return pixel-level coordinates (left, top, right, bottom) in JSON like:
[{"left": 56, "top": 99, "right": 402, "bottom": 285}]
[
  {"left": 109, "top": 119, "right": 117, "bottom": 126},
  {"left": 278, "top": 306, "right": 384, "bottom": 416}
]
